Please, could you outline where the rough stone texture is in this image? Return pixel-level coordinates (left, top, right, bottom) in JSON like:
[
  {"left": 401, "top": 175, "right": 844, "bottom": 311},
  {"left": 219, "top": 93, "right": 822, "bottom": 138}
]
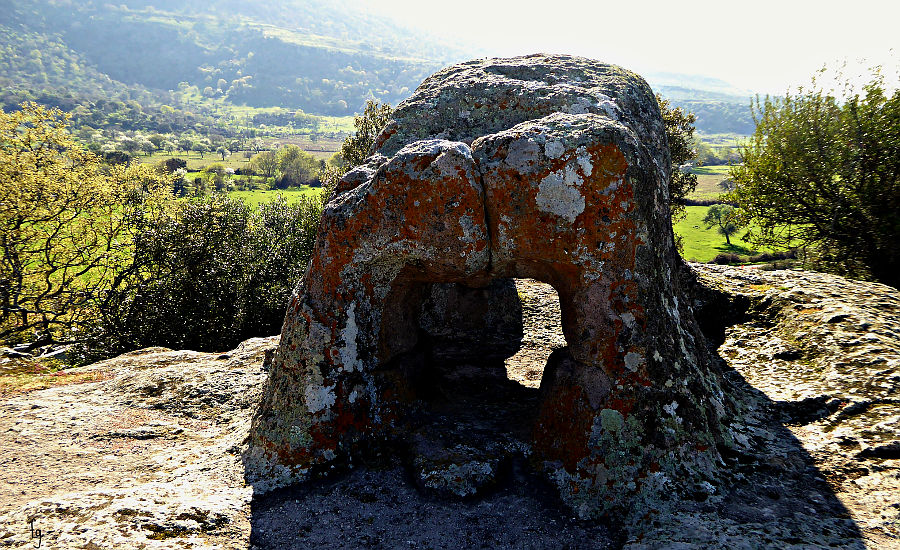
[
  {"left": 1, "top": 334, "right": 620, "bottom": 549},
  {"left": 1, "top": 267, "right": 898, "bottom": 548},
  {"left": 0, "top": 338, "right": 277, "bottom": 549},
  {"left": 247, "top": 54, "right": 730, "bottom": 521},
  {"left": 680, "top": 265, "right": 900, "bottom": 549},
  {"left": 374, "top": 53, "right": 666, "bottom": 163}
]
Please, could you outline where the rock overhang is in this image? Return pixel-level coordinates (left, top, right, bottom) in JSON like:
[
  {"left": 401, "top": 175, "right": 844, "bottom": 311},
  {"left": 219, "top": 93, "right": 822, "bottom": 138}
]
[{"left": 248, "top": 53, "right": 732, "bottom": 524}]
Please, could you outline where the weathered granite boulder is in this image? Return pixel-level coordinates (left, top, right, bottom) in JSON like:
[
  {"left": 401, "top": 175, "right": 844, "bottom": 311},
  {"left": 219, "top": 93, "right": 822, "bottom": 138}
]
[{"left": 247, "top": 54, "right": 731, "bottom": 520}]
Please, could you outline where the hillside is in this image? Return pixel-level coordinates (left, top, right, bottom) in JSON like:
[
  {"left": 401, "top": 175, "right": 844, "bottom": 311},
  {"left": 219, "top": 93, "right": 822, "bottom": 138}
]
[
  {"left": 0, "top": 0, "right": 753, "bottom": 133},
  {"left": 648, "top": 72, "right": 755, "bottom": 134},
  {"left": 1, "top": 0, "right": 452, "bottom": 116}
]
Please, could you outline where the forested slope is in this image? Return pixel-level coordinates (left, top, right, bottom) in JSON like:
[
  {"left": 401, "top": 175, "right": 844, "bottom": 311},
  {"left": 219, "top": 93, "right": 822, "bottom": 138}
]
[{"left": 0, "top": 0, "right": 753, "bottom": 133}]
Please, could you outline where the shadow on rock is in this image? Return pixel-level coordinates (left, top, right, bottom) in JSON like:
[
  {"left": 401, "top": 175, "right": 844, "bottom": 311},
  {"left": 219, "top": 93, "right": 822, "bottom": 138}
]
[
  {"left": 244, "top": 266, "right": 874, "bottom": 549},
  {"left": 245, "top": 355, "right": 622, "bottom": 550},
  {"left": 628, "top": 361, "right": 866, "bottom": 548}
]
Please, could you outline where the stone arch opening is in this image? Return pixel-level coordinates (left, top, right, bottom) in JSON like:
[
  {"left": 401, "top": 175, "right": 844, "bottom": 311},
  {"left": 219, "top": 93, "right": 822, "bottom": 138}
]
[
  {"left": 373, "top": 274, "right": 571, "bottom": 497},
  {"left": 502, "top": 278, "right": 566, "bottom": 389}
]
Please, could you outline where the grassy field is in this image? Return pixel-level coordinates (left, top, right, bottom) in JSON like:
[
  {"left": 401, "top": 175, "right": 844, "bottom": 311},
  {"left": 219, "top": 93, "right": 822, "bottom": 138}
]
[
  {"left": 137, "top": 139, "right": 341, "bottom": 170},
  {"left": 686, "top": 165, "right": 735, "bottom": 201},
  {"left": 673, "top": 205, "right": 797, "bottom": 262},
  {"left": 138, "top": 151, "right": 253, "bottom": 171},
  {"left": 228, "top": 187, "right": 324, "bottom": 207},
  {"left": 273, "top": 136, "right": 342, "bottom": 160},
  {"left": 691, "top": 165, "right": 733, "bottom": 176},
  {"left": 674, "top": 206, "right": 751, "bottom": 262}
]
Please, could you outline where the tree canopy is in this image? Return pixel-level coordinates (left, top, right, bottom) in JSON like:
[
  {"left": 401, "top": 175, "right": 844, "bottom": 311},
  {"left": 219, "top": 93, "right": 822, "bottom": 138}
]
[
  {"left": 702, "top": 204, "right": 745, "bottom": 246},
  {"left": 1, "top": 103, "right": 326, "bottom": 358},
  {"left": 657, "top": 94, "right": 699, "bottom": 222},
  {"left": 0, "top": 103, "right": 172, "bottom": 346},
  {"left": 729, "top": 68, "right": 900, "bottom": 287},
  {"left": 340, "top": 100, "right": 394, "bottom": 168}
]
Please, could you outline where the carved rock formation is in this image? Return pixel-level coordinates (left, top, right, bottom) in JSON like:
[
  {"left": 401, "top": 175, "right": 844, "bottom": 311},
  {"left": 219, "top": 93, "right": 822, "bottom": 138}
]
[{"left": 247, "top": 54, "right": 731, "bottom": 519}]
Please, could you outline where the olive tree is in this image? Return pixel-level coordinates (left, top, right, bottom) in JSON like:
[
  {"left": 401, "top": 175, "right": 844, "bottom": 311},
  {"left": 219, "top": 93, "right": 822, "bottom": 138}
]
[
  {"left": 0, "top": 103, "right": 172, "bottom": 347},
  {"left": 250, "top": 149, "right": 279, "bottom": 180},
  {"left": 702, "top": 204, "right": 745, "bottom": 246},
  {"left": 730, "top": 68, "right": 900, "bottom": 286}
]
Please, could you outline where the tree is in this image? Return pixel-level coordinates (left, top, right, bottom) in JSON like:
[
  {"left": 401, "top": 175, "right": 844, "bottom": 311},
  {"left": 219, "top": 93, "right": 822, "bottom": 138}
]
[
  {"left": 275, "top": 145, "right": 321, "bottom": 188},
  {"left": 657, "top": 94, "right": 699, "bottom": 222},
  {"left": 320, "top": 101, "right": 394, "bottom": 194},
  {"left": 216, "top": 145, "right": 228, "bottom": 161},
  {"left": 178, "top": 137, "right": 194, "bottom": 153},
  {"left": 119, "top": 136, "right": 139, "bottom": 156},
  {"left": 139, "top": 138, "right": 155, "bottom": 156},
  {"left": 340, "top": 100, "right": 393, "bottom": 168},
  {"left": 702, "top": 204, "right": 745, "bottom": 246},
  {"left": 90, "top": 194, "right": 325, "bottom": 356},
  {"left": 148, "top": 133, "right": 166, "bottom": 151},
  {"left": 250, "top": 150, "right": 278, "bottom": 179},
  {"left": 158, "top": 157, "right": 186, "bottom": 173},
  {"left": 0, "top": 103, "right": 172, "bottom": 347},
  {"left": 201, "top": 163, "right": 228, "bottom": 192},
  {"left": 730, "top": 67, "right": 900, "bottom": 286}
]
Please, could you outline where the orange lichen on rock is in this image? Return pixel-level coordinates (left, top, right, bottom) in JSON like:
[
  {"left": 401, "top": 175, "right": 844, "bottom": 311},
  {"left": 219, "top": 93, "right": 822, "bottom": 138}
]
[{"left": 247, "top": 54, "right": 731, "bottom": 521}]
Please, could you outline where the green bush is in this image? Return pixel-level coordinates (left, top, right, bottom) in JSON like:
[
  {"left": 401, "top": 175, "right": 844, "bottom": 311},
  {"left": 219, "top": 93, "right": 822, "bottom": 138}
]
[{"left": 85, "top": 193, "right": 324, "bottom": 358}]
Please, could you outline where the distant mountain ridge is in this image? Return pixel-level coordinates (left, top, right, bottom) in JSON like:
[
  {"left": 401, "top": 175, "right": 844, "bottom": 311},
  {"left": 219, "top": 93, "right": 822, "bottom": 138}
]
[{"left": 0, "top": 0, "right": 754, "bottom": 133}]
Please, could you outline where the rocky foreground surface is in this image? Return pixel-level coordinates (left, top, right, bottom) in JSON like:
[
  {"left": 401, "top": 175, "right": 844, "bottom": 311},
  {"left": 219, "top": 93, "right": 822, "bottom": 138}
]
[{"left": 0, "top": 265, "right": 898, "bottom": 549}]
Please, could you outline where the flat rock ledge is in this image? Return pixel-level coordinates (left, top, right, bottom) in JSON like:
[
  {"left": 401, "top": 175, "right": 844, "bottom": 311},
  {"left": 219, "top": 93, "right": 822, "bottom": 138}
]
[{"left": 0, "top": 266, "right": 897, "bottom": 548}]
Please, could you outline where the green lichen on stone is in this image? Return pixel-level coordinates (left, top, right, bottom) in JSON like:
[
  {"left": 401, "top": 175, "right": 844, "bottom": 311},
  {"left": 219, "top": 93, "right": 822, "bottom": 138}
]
[
  {"left": 289, "top": 422, "right": 313, "bottom": 447},
  {"left": 599, "top": 408, "right": 624, "bottom": 432}
]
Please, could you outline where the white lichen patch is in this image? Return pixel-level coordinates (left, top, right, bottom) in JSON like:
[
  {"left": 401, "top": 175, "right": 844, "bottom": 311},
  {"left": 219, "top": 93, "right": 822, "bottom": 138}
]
[
  {"left": 544, "top": 140, "right": 565, "bottom": 159},
  {"left": 304, "top": 382, "right": 337, "bottom": 413},
  {"left": 338, "top": 303, "right": 359, "bottom": 372},
  {"left": 576, "top": 146, "right": 593, "bottom": 177},
  {"left": 458, "top": 214, "right": 479, "bottom": 243},
  {"left": 624, "top": 352, "right": 644, "bottom": 372},
  {"left": 535, "top": 166, "right": 585, "bottom": 223},
  {"left": 564, "top": 96, "right": 595, "bottom": 115},
  {"left": 663, "top": 401, "right": 679, "bottom": 416},
  {"left": 597, "top": 99, "right": 618, "bottom": 120}
]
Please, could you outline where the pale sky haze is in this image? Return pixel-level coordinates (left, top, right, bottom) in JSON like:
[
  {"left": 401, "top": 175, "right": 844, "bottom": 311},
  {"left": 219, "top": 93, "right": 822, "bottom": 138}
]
[{"left": 370, "top": 0, "right": 899, "bottom": 95}]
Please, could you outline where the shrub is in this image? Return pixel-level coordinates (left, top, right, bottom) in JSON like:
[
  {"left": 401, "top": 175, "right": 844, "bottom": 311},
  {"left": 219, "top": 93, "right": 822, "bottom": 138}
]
[
  {"left": 712, "top": 253, "right": 742, "bottom": 265},
  {"left": 730, "top": 67, "right": 900, "bottom": 287},
  {"left": 85, "top": 193, "right": 324, "bottom": 357},
  {"left": 159, "top": 157, "right": 187, "bottom": 173},
  {"left": 709, "top": 249, "right": 798, "bottom": 266},
  {"left": 102, "top": 150, "right": 132, "bottom": 165}
]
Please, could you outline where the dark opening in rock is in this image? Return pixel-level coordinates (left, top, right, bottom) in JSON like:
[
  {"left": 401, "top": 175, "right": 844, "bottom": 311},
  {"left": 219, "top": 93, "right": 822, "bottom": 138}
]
[{"left": 373, "top": 278, "right": 566, "bottom": 498}]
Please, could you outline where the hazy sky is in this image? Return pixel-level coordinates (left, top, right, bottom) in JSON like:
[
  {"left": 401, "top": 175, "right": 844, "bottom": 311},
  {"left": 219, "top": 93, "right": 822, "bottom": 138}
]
[{"left": 371, "top": 0, "right": 898, "bottom": 94}]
